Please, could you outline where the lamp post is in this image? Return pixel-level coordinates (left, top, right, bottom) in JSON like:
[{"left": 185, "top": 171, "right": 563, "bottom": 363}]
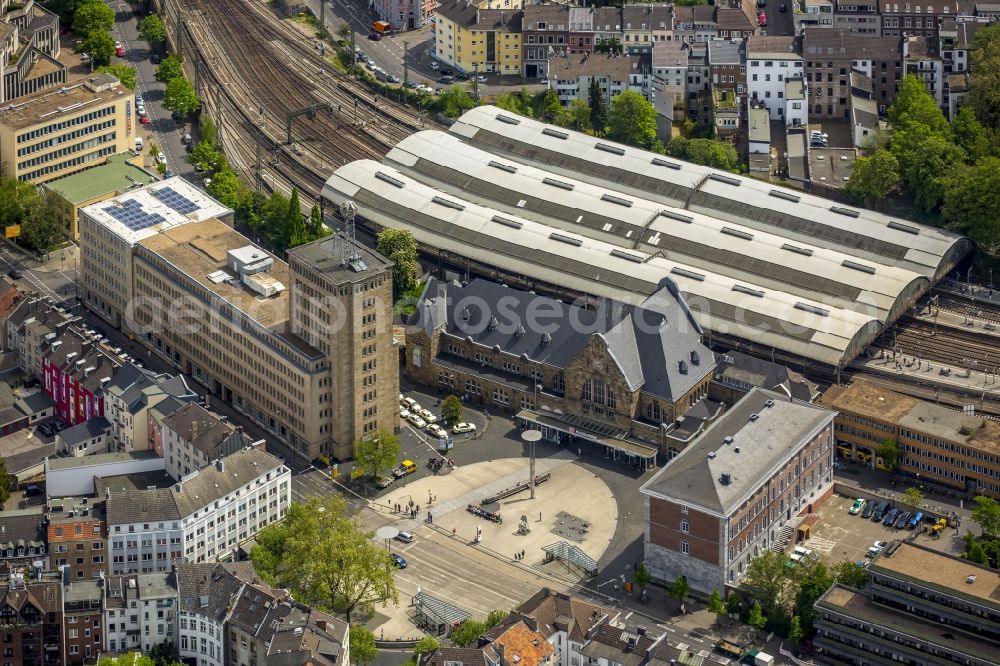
[{"left": 522, "top": 429, "right": 542, "bottom": 499}]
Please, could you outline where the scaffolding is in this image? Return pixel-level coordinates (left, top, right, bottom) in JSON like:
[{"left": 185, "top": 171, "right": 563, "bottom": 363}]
[{"left": 543, "top": 540, "right": 598, "bottom": 578}]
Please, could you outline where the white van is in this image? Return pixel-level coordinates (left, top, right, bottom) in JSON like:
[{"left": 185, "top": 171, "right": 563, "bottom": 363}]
[{"left": 134, "top": 137, "right": 143, "bottom": 151}]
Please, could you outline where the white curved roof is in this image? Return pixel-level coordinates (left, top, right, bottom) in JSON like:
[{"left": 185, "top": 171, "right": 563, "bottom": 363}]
[
  {"left": 387, "top": 130, "right": 928, "bottom": 323},
  {"left": 324, "top": 160, "right": 880, "bottom": 367},
  {"left": 450, "top": 106, "right": 971, "bottom": 279}
]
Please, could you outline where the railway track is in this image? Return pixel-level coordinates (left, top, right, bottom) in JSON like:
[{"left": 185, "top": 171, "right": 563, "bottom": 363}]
[
  {"left": 880, "top": 315, "right": 1000, "bottom": 375},
  {"left": 931, "top": 291, "right": 1000, "bottom": 326}
]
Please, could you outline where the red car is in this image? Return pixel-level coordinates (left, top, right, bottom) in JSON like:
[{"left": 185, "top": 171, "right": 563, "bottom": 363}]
[
  {"left": 115, "top": 41, "right": 125, "bottom": 57},
  {"left": 139, "top": 115, "right": 150, "bottom": 125},
  {"left": 758, "top": 11, "right": 767, "bottom": 25}
]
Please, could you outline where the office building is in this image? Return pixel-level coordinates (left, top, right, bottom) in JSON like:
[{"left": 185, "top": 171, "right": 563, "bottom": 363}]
[
  {"left": 641, "top": 388, "right": 836, "bottom": 592},
  {"left": 0, "top": 0, "right": 65, "bottom": 105}
]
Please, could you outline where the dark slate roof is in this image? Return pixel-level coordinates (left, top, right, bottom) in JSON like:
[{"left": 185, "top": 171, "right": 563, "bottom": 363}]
[
  {"left": 411, "top": 278, "right": 712, "bottom": 401},
  {"left": 149, "top": 396, "right": 187, "bottom": 422},
  {"left": 0, "top": 578, "right": 61, "bottom": 615},
  {"left": 421, "top": 647, "right": 489, "bottom": 666},
  {"left": 58, "top": 416, "right": 111, "bottom": 447},
  {"left": 227, "top": 581, "right": 288, "bottom": 640},
  {"left": 580, "top": 623, "right": 660, "bottom": 666},
  {"left": 6, "top": 442, "right": 56, "bottom": 474},
  {"left": 515, "top": 588, "right": 612, "bottom": 642},
  {"left": 0, "top": 507, "right": 46, "bottom": 551},
  {"left": 715, "top": 350, "right": 819, "bottom": 401},
  {"left": 162, "top": 403, "right": 236, "bottom": 456},
  {"left": 177, "top": 563, "right": 243, "bottom": 624},
  {"left": 15, "top": 391, "right": 54, "bottom": 415}
]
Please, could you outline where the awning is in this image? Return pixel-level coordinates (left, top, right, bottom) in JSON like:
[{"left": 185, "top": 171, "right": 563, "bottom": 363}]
[{"left": 516, "top": 409, "right": 658, "bottom": 460}]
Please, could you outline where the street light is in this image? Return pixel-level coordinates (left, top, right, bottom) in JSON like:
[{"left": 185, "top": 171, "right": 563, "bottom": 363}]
[{"left": 522, "top": 429, "right": 542, "bottom": 499}]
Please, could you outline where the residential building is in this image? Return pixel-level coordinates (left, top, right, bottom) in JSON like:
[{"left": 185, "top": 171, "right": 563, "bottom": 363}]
[
  {"left": 432, "top": 0, "right": 523, "bottom": 75},
  {"left": 55, "top": 416, "right": 111, "bottom": 457},
  {"left": 712, "top": 87, "right": 740, "bottom": 140},
  {"left": 161, "top": 402, "right": 250, "bottom": 479},
  {"left": 821, "top": 380, "right": 1000, "bottom": 496},
  {"left": 549, "top": 53, "right": 648, "bottom": 108},
  {"left": 832, "top": 0, "right": 882, "bottom": 35},
  {"left": 651, "top": 40, "right": 688, "bottom": 104},
  {"left": 578, "top": 621, "right": 665, "bottom": 666},
  {"left": 713, "top": 351, "right": 820, "bottom": 405},
  {"left": 0, "top": 570, "right": 64, "bottom": 666},
  {"left": 715, "top": 8, "right": 756, "bottom": 39},
  {"left": 521, "top": 4, "right": 572, "bottom": 79},
  {"left": 0, "top": 375, "right": 51, "bottom": 437},
  {"left": 421, "top": 619, "right": 556, "bottom": 666},
  {"left": 621, "top": 4, "right": 673, "bottom": 54},
  {"left": 785, "top": 76, "right": 808, "bottom": 126},
  {"left": 102, "top": 571, "right": 177, "bottom": 656},
  {"left": 63, "top": 579, "right": 103, "bottom": 664},
  {"left": 672, "top": 5, "right": 718, "bottom": 43},
  {"left": 264, "top": 603, "right": 349, "bottom": 666},
  {"left": 748, "top": 104, "right": 771, "bottom": 155},
  {"left": 374, "top": 0, "right": 448, "bottom": 31},
  {"left": 406, "top": 278, "right": 714, "bottom": 462},
  {"left": 103, "top": 363, "right": 196, "bottom": 454},
  {"left": 43, "top": 154, "right": 157, "bottom": 240},
  {"left": 708, "top": 38, "right": 746, "bottom": 100},
  {"left": 641, "top": 388, "right": 836, "bottom": 592},
  {"left": 975, "top": 1, "right": 1000, "bottom": 19},
  {"left": 813, "top": 542, "right": 1000, "bottom": 666},
  {"left": 39, "top": 325, "right": 122, "bottom": 426},
  {"left": 0, "top": 507, "right": 48, "bottom": 571},
  {"left": 509, "top": 588, "right": 614, "bottom": 666},
  {"left": 591, "top": 7, "right": 624, "bottom": 50},
  {"left": 685, "top": 43, "right": 711, "bottom": 116},
  {"left": 880, "top": 0, "right": 959, "bottom": 36},
  {"left": 12, "top": 298, "right": 79, "bottom": 378},
  {"left": 850, "top": 88, "right": 880, "bottom": 146},
  {"left": 46, "top": 451, "right": 166, "bottom": 498},
  {"left": 0, "top": 74, "right": 134, "bottom": 184},
  {"left": 0, "top": 278, "right": 28, "bottom": 353},
  {"left": 946, "top": 71, "right": 969, "bottom": 119},
  {"left": 904, "top": 35, "right": 944, "bottom": 106},
  {"left": 47, "top": 497, "right": 105, "bottom": 581},
  {"left": 938, "top": 19, "right": 983, "bottom": 118},
  {"left": 0, "top": 0, "right": 65, "bottom": 105},
  {"left": 746, "top": 36, "right": 805, "bottom": 121},
  {"left": 81, "top": 179, "right": 397, "bottom": 461},
  {"left": 802, "top": 0, "right": 836, "bottom": 27},
  {"left": 808, "top": 146, "right": 858, "bottom": 194},
  {"left": 105, "top": 446, "right": 290, "bottom": 573},
  {"left": 147, "top": 396, "right": 188, "bottom": 459},
  {"left": 803, "top": 28, "right": 902, "bottom": 117}
]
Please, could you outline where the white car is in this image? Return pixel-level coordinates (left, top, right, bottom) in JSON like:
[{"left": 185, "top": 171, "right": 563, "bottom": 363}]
[
  {"left": 417, "top": 408, "right": 437, "bottom": 423},
  {"left": 453, "top": 422, "right": 476, "bottom": 434},
  {"left": 135, "top": 94, "right": 143, "bottom": 104},
  {"left": 402, "top": 396, "right": 418, "bottom": 409},
  {"left": 427, "top": 423, "right": 446, "bottom": 438},
  {"left": 477, "top": 75, "right": 487, "bottom": 83},
  {"left": 136, "top": 104, "right": 146, "bottom": 116},
  {"left": 866, "top": 540, "right": 888, "bottom": 558},
  {"left": 430, "top": 61, "right": 440, "bottom": 71},
  {"left": 399, "top": 407, "right": 410, "bottom": 419},
  {"left": 407, "top": 413, "right": 427, "bottom": 428},
  {"left": 365, "top": 61, "right": 377, "bottom": 70},
  {"left": 156, "top": 153, "right": 167, "bottom": 165}
]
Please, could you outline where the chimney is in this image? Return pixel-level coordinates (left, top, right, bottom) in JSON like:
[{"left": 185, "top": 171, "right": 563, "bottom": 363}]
[
  {"left": 216, "top": 459, "right": 224, "bottom": 472},
  {"left": 191, "top": 420, "right": 199, "bottom": 443},
  {"left": 316, "top": 620, "right": 327, "bottom": 631}
]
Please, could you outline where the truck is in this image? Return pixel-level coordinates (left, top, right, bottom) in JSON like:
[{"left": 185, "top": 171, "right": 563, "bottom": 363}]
[
  {"left": 716, "top": 640, "right": 745, "bottom": 660},
  {"left": 372, "top": 21, "right": 392, "bottom": 34},
  {"left": 741, "top": 649, "right": 775, "bottom": 666}
]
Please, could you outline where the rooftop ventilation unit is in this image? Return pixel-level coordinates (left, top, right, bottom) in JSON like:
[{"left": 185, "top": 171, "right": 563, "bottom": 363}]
[
  {"left": 497, "top": 114, "right": 521, "bottom": 125},
  {"left": 542, "top": 128, "right": 569, "bottom": 139},
  {"left": 842, "top": 260, "right": 876, "bottom": 274},
  {"left": 749, "top": 413, "right": 759, "bottom": 421},
  {"left": 543, "top": 177, "right": 574, "bottom": 191},
  {"left": 374, "top": 171, "right": 405, "bottom": 188},
  {"left": 795, "top": 302, "right": 830, "bottom": 317},
  {"left": 733, "top": 284, "right": 764, "bottom": 298},
  {"left": 830, "top": 205, "right": 860, "bottom": 218},
  {"left": 601, "top": 193, "right": 634, "bottom": 207},
  {"left": 769, "top": 189, "right": 800, "bottom": 203},
  {"left": 671, "top": 267, "right": 705, "bottom": 281},
  {"left": 651, "top": 157, "right": 681, "bottom": 169},
  {"left": 781, "top": 243, "right": 814, "bottom": 257},
  {"left": 888, "top": 221, "right": 919, "bottom": 234},
  {"left": 550, "top": 232, "right": 583, "bottom": 247},
  {"left": 488, "top": 160, "right": 517, "bottom": 173},
  {"left": 765, "top": 399, "right": 775, "bottom": 408},
  {"left": 721, "top": 227, "right": 753, "bottom": 241},
  {"left": 661, "top": 210, "right": 693, "bottom": 223},
  {"left": 723, "top": 435, "right": 734, "bottom": 445},
  {"left": 709, "top": 173, "right": 741, "bottom": 186},
  {"left": 432, "top": 196, "right": 465, "bottom": 211},
  {"left": 491, "top": 215, "right": 523, "bottom": 229},
  {"left": 720, "top": 473, "right": 731, "bottom": 485},
  {"left": 596, "top": 143, "right": 625, "bottom": 155},
  {"left": 611, "top": 249, "right": 643, "bottom": 263}
]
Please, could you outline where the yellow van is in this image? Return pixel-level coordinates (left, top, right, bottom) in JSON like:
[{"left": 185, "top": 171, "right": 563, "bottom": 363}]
[{"left": 400, "top": 460, "right": 416, "bottom": 475}]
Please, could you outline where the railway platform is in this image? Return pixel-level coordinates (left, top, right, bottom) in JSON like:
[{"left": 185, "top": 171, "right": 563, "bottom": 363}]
[{"left": 852, "top": 349, "right": 1000, "bottom": 410}]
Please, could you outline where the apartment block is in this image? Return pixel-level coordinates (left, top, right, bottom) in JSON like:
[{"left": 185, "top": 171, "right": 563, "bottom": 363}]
[
  {"left": 708, "top": 38, "right": 746, "bottom": 101},
  {"left": 63, "top": 579, "right": 102, "bottom": 665},
  {"left": 814, "top": 542, "right": 1000, "bottom": 665},
  {"left": 0, "top": 571, "right": 64, "bottom": 666},
  {"left": 162, "top": 402, "right": 250, "bottom": 479},
  {"left": 0, "top": 74, "right": 134, "bottom": 184},
  {"left": 549, "top": 53, "right": 648, "bottom": 106},
  {"left": 0, "top": 507, "right": 48, "bottom": 572},
  {"left": 833, "top": 0, "right": 882, "bottom": 35},
  {"left": 880, "top": 0, "right": 959, "bottom": 36},
  {"left": 509, "top": 588, "right": 614, "bottom": 666},
  {"left": 821, "top": 380, "right": 1000, "bottom": 496},
  {"left": 803, "top": 28, "right": 902, "bottom": 117},
  {"left": 55, "top": 417, "right": 110, "bottom": 457},
  {"left": 104, "top": 363, "right": 196, "bottom": 454},
  {"left": 746, "top": 36, "right": 805, "bottom": 121},
  {"left": 102, "top": 571, "right": 177, "bottom": 656},
  {"left": 642, "top": 388, "right": 836, "bottom": 592},
  {"left": 104, "top": 446, "right": 290, "bottom": 574},
  {"left": 40, "top": 326, "right": 122, "bottom": 426},
  {"left": 47, "top": 497, "right": 106, "bottom": 581},
  {"left": 433, "top": 1, "right": 523, "bottom": 75}
]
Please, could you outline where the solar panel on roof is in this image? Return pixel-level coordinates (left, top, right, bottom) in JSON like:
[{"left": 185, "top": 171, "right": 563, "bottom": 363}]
[
  {"left": 150, "top": 186, "right": 199, "bottom": 214},
  {"left": 103, "top": 201, "right": 166, "bottom": 232}
]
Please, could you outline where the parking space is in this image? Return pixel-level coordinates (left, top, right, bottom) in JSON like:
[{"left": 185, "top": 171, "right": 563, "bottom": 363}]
[{"left": 803, "top": 494, "right": 934, "bottom": 564}]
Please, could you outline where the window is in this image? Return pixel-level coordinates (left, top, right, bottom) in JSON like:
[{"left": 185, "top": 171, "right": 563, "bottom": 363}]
[
  {"left": 681, "top": 540, "right": 690, "bottom": 554},
  {"left": 681, "top": 519, "right": 689, "bottom": 533}
]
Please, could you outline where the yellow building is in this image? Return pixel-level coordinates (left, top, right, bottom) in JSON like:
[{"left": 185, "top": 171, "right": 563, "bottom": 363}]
[
  {"left": 0, "top": 73, "right": 134, "bottom": 183},
  {"left": 433, "top": 0, "right": 522, "bottom": 75}
]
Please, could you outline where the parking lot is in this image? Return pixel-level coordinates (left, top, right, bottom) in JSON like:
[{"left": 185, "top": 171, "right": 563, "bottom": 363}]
[{"left": 801, "top": 494, "right": 964, "bottom": 564}]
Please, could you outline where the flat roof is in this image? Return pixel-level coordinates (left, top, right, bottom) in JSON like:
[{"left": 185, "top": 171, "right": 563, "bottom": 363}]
[
  {"left": 870, "top": 542, "right": 1000, "bottom": 607},
  {"left": 80, "top": 177, "right": 233, "bottom": 246},
  {"left": 641, "top": 388, "right": 834, "bottom": 514},
  {"left": 809, "top": 148, "right": 857, "bottom": 189},
  {"left": 287, "top": 233, "right": 392, "bottom": 285},
  {"left": 44, "top": 153, "right": 158, "bottom": 205},
  {"left": 748, "top": 108, "right": 770, "bottom": 143},
  {"left": 325, "top": 160, "right": 881, "bottom": 367},
  {"left": 47, "top": 449, "right": 160, "bottom": 471},
  {"left": 0, "top": 76, "right": 129, "bottom": 131},
  {"left": 450, "top": 106, "right": 970, "bottom": 279},
  {"left": 821, "top": 380, "right": 920, "bottom": 422}
]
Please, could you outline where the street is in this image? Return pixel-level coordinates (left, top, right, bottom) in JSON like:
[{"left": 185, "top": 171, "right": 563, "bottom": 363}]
[{"left": 761, "top": 0, "right": 796, "bottom": 37}]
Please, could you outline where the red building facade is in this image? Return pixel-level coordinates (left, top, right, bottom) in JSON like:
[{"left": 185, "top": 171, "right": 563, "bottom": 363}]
[{"left": 40, "top": 330, "right": 119, "bottom": 426}]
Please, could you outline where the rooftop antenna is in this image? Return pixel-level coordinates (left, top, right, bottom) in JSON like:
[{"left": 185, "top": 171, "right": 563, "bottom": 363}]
[{"left": 337, "top": 200, "right": 367, "bottom": 272}]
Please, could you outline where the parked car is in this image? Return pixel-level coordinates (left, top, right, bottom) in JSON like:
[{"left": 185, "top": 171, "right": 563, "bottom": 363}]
[
  {"left": 429, "top": 60, "right": 440, "bottom": 71},
  {"left": 395, "top": 531, "right": 414, "bottom": 543},
  {"left": 115, "top": 41, "right": 125, "bottom": 57},
  {"left": 894, "top": 511, "right": 911, "bottom": 529},
  {"left": 427, "top": 423, "right": 446, "bottom": 438},
  {"left": 871, "top": 500, "right": 890, "bottom": 521},
  {"left": 908, "top": 511, "right": 924, "bottom": 529},
  {"left": 417, "top": 408, "right": 437, "bottom": 423},
  {"left": 368, "top": 32, "right": 382, "bottom": 41},
  {"left": 453, "top": 422, "right": 476, "bottom": 434},
  {"left": 399, "top": 407, "right": 410, "bottom": 419},
  {"left": 790, "top": 546, "right": 814, "bottom": 562},
  {"left": 849, "top": 498, "right": 866, "bottom": 515},
  {"left": 866, "top": 540, "right": 888, "bottom": 557},
  {"left": 402, "top": 396, "right": 418, "bottom": 409},
  {"left": 439, "top": 75, "right": 455, "bottom": 84},
  {"left": 37, "top": 424, "right": 52, "bottom": 437},
  {"left": 440, "top": 68, "right": 454, "bottom": 77},
  {"left": 151, "top": 53, "right": 161, "bottom": 64},
  {"left": 24, "top": 484, "right": 43, "bottom": 497},
  {"left": 387, "top": 74, "right": 401, "bottom": 83},
  {"left": 882, "top": 507, "right": 900, "bottom": 526},
  {"left": 780, "top": 2, "right": 787, "bottom": 10},
  {"left": 390, "top": 553, "right": 407, "bottom": 568},
  {"left": 407, "top": 413, "right": 427, "bottom": 428},
  {"left": 140, "top": 114, "right": 151, "bottom": 124},
  {"left": 6, "top": 268, "right": 23, "bottom": 280},
  {"left": 477, "top": 75, "right": 487, "bottom": 83}
]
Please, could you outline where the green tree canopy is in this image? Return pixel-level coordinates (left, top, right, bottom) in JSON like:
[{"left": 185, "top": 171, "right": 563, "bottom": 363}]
[
  {"left": 725, "top": 591, "right": 742, "bottom": 617},
  {"left": 485, "top": 609, "right": 509, "bottom": 629},
  {"left": 376, "top": 227, "right": 419, "bottom": 296},
  {"left": 875, "top": 439, "right": 901, "bottom": 471},
  {"left": 941, "top": 157, "right": 1000, "bottom": 251},
  {"left": 20, "top": 191, "right": 68, "bottom": 252},
  {"left": 96, "top": 64, "right": 137, "bottom": 89},
  {"left": 436, "top": 86, "right": 476, "bottom": 118},
  {"left": 189, "top": 140, "right": 224, "bottom": 173},
  {"left": 350, "top": 625, "right": 378, "bottom": 665},
  {"left": 789, "top": 615, "right": 805, "bottom": 644},
  {"left": 286, "top": 189, "right": 308, "bottom": 248},
  {"left": 834, "top": 560, "right": 870, "bottom": 589},
  {"left": 707, "top": 589, "right": 726, "bottom": 624},
  {"left": 97, "top": 653, "right": 156, "bottom": 666},
  {"left": 666, "top": 137, "right": 739, "bottom": 171},
  {"left": 495, "top": 92, "right": 530, "bottom": 116},
  {"left": 0, "top": 458, "right": 10, "bottom": 506},
  {"left": 155, "top": 54, "right": 185, "bottom": 83},
  {"left": 747, "top": 601, "right": 767, "bottom": 631},
  {"left": 80, "top": 30, "right": 115, "bottom": 66},
  {"left": 440, "top": 395, "right": 463, "bottom": 426},
  {"left": 966, "top": 535, "right": 989, "bottom": 565},
  {"left": 971, "top": 496, "right": 1000, "bottom": 538},
  {"left": 902, "top": 486, "right": 924, "bottom": 512},
  {"left": 891, "top": 126, "right": 967, "bottom": 212},
  {"left": 669, "top": 575, "right": 688, "bottom": 604},
  {"left": 309, "top": 205, "right": 325, "bottom": 238},
  {"left": 844, "top": 149, "right": 900, "bottom": 206},
  {"left": 793, "top": 563, "right": 833, "bottom": 633},
  {"left": 969, "top": 24, "right": 1000, "bottom": 130},
  {"left": 73, "top": 0, "right": 115, "bottom": 36},
  {"left": 249, "top": 496, "right": 398, "bottom": 621},
  {"left": 541, "top": 88, "right": 562, "bottom": 121},
  {"left": 206, "top": 164, "right": 242, "bottom": 210},
  {"left": 588, "top": 78, "right": 608, "bottom": 134},
  {"left": 743, "top": 550, "right": 794, "bottom": 615},
  {"left": 888, "top": 74, "right": 950, "bottom": 133},
  {"left": 354, "top": 428, "right": 401, "bottom": 479},
  {"left": 163, "top": 76, "right": 201, "bottom": 122},
  {"left": 138, "top": 14, "right": 167, "bottom": 48},
  {"left": 951, "top": 106, "right": 995, "bottom": 162},
  {"left": 556, "top": 98, "right": 592, "bottom": 132},
  {"left": 451, "top": 619, "right": 487, "bottom": 647},
  {"left": 607, "top": 90, "right": 658, "bottom": 149}
]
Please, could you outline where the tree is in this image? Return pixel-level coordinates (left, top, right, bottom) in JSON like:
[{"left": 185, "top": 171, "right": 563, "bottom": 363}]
[
  {"left": 485, "top": 609, "right": 509, "bottom": 629},
  {"left": 725, "top": 591, "right": 742, "bottom": 618},
  {"left": 541, "top": 88, "right": 562, "bottom": 121},
  {"left": 451, "top": 619, "right": 487, "bottom": 647},
  {"left": 887, "top": 74, "right": 949, "bottom": 133},
  {"left": 200, "top": 116, "right": 218, "bottom": 147},
  {"left": 440, "top": 395, "right": 463, "bottom": 426},
  {"left": 743, "top": 550, "right": 792, "bottom": 614},
  {"left": 634, "top": 563, "right": 652, "bottom": 597},
  {"left": 156, "top": 54, "right": 185, "bottom": 83},
  {"left": 588, "top": 79, "right": 608, "bottom": 135},
  {"left": 0, "top": 458, "right": 10, "bottom": 506},
  {"left": 163, "top": 76, "right": 200, "bottom": 123},
  {"left": 875, "top": 439, "right": 901, "bottom": 472},
  {"left": 189, "top": 140, "right": 224, "bottom": 172},
  {"left": 350, "top": 625, "right": 378, "bottom": 665},
  {"left": 607, "top": 90, "right": 657, "bottom": 149},
  {"left": 98, "top": 653, "right": 155, "bottom": 666},
  {"left": 969, "top": 24, "right": 1000, "bottom": 130},
  {"left": 495, "top": 92, "right": 530, "bottom": 116},
  {"left": 95, "top": 64, "right": 137, "bottom": 89},
  {"left": 951, "top": 107, "right": 994, "bottom": 163},
  {"left": 668, "top": 575, "right": 688, "bottom": 606},
  {"left": 72, "top": 0, "right": 115, "bottom": 36},
  {"left": 286, "top": 189, "right": 308, "bottom": 248},
  {"left": 436, "top": 86, "right": 476, "bottom": 118},
  {"left": 309, "top": 204, "right": 325, "bottom": 238},
  {"left": 966, "top": 536, "right": 989, "bottom": 565},
  {"left": 941, "top": 157, "right": 1000, "bottom": 250},
  {"left": 793, "top": 563, "right": 833, "bottom": 633},
  {"left": 206, "top": 164, "right": 242, "bottom": 210},
  {"left": 354, "top": 428, "right": 401, "bottom": 480},
  {"left": 844, "top": 149, "right": 900, "bottom": 206},
  {"left": 789, "top": 615, "right": 805, "bottom": 645},
  {"left": 902, "top": 486, "right": 924, "bottom": 513},
  {"left": 376, "top": 228, "right": 419, "bottom": 296},
  {"left": 80, "top": 30, "right": 115, "bottom": 66},
  {"left": 890, "top": 125, "right": 967, "bottom": 212},
  {"left": 747, "top": 601, "right": 767, "bottom": 633},
  {"left": 19, "top": 191, "right": 67, "bottom": 252},
  {"left": 148, "top": 642, "right": 183, "bottom": 666},
  {"left": 556, "top": 98, "right": 592, "bottom": 132},
  {"left": 138, "top": 14, "right": 167, "bottom": 49},
  {"left": 707, "top": 589, "right": 726, "bottom": 625},
  {"left": 667, "top": 137, "right": 739, "bottom": 171},
  {"left": 971, "top": 495, "right": 1000, "bottom": 538},
  {"left": 834, "top": 560, "right": 869, "bottom": 589},
  {"left": 250, "top": 496, "right": 399, "bottom": 621}
]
